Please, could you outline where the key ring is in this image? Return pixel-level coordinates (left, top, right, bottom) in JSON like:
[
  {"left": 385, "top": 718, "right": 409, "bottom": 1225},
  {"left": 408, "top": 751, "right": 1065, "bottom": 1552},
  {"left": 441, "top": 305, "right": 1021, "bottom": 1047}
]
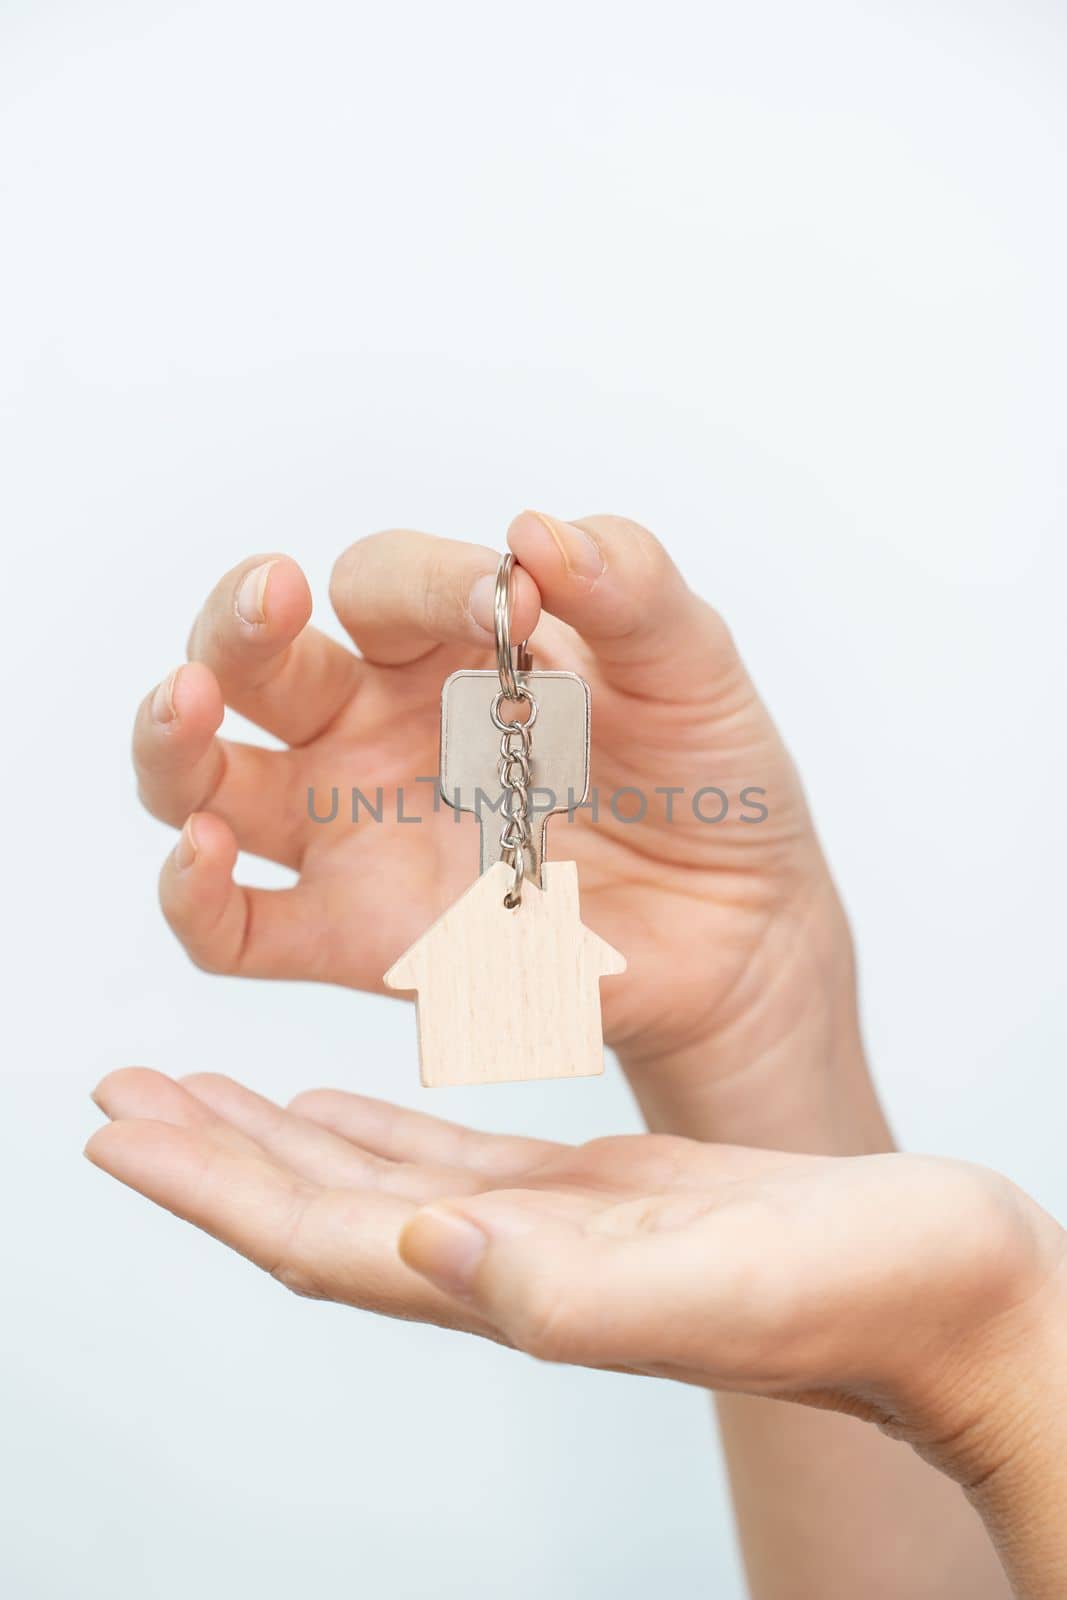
[
  {"left": 493, "top": 551, "right": 537, "bottom": 906},
  {"left": 494, "top": 552, "right": 533, "bottom": 701}
]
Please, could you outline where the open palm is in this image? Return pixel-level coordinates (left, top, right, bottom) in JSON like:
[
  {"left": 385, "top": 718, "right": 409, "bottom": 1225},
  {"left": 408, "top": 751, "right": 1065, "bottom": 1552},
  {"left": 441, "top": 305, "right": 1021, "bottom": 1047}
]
[{"left": 87, "top": 1065, "right": 1063, "bottom": 1474}]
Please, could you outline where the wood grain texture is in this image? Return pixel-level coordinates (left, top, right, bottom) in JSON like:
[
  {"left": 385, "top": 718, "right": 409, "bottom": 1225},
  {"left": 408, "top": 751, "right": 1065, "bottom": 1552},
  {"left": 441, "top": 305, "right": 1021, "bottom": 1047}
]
[{"left": 383, "top": 861, "right": 626, "bottom": 1087}]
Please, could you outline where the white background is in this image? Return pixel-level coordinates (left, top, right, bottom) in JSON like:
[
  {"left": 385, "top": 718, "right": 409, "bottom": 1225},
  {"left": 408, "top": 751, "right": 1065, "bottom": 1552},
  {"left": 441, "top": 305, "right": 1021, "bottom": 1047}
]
[{"left": 2, "top": 2, "right": 1065, "bottom": 1595}]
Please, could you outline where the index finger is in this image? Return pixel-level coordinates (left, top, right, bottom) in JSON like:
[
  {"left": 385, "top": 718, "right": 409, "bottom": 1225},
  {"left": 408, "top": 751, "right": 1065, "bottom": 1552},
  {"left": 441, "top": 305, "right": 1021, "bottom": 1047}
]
[
  {"left": 329, "top": 530, "right": 541, "bottom": 668},
  {"left": 85, "top": 1114, "right": 494, "bottom": 1333}
]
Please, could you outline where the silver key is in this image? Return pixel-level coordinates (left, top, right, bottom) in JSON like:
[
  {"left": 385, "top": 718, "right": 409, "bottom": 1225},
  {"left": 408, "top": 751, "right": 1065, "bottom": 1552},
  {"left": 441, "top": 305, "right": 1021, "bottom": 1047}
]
[{"left": 440, "top": 669, "right": 590, "bottom": 885}]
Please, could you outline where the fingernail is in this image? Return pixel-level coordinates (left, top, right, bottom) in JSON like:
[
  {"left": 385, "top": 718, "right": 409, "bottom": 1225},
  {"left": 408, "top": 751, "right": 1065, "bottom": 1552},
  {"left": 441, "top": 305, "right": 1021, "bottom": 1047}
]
[
  {"left": 399, "top": 1207, "right": 489, "bottom": 1298},
  {"left": 173, "top": 818, "right": 198, "bottom": 872},
  {"left": 524, "top": 511, "right": 603, "bottom": 581},
  {"left": 151, "top": 669, "right": 180, "bottom": 724},
  {"left": 468, "top": 573, "right": 496, "bottom": 634},
  {"left": 235, "top": 560, "right": 276, "bottom": 625}
]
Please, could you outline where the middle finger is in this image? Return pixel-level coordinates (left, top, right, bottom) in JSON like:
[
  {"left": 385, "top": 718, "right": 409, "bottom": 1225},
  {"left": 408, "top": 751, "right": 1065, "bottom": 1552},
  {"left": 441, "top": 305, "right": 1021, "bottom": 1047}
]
[
  {"left": 329, "top": 530, "right": 541, "bottom": 668},
  {"left": 182, "top": 1073, "right": 496, "bottom": 1201}
]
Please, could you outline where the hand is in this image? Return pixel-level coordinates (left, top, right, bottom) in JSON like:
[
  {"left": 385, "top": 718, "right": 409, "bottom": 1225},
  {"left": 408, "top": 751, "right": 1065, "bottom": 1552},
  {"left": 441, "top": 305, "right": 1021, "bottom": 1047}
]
[
  {"left": 86, "top": 1068, "right": 1067, "bottom": 1573},
  {"left": 132, "top": 514, "right": 881, "bottom": 1151}
]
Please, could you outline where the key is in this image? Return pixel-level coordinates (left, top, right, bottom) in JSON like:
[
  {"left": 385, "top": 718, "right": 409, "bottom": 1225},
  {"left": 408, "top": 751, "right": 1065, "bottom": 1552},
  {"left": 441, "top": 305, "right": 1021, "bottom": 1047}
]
[
  {"left": 384, "top": 554, "right": 624, "bottom": 1089},
  {"left": 439, "top": 669, "right": 590, "bottom": 886}
]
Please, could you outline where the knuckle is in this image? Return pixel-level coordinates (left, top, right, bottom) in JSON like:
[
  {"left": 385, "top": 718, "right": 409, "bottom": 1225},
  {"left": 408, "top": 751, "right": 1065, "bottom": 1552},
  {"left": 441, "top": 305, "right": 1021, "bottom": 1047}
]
[
  {"left": 581, "top": 1133, "right": 673, "bottom": 1162},
  {"left": 268, "top": 1193, "right": 324, "bottom": 1300},
  {"left": 183, "top": 942, "right": 231, "bottom": 977},
  {"left": 537, "top": 1135, "right": 640, "bottom": 1186},
  {"left": 328, "top": 544, "right": 359, "bottom": 609},
  {"left": 929, "top": 1163, "right": 1048, "bottom": 1309},
  {"left": 624, "top": 518, "right": 671, "bottom": 578},
  {"left": 95, "top": 1065, "right": 155, "bottom": 1101},
  {"left": 187, "top": 611, "right": 225, "bottom": 665},
  {"left": 135, "top": 778, "right": 176, "bottom": 825},
  {"left": 509, "top": 1277, "right": 576, "bottom": 1364},
  {"left": 180, "top": 1070, "right": 232, "bottom": 1095},
  {"left": 329, "top": 529, "right": 404, "bottom": 607},
  {"left": 587, "top": 514, "right": 668, "bottom": 576},
  {"left": 159, "top": 887, "right": 236, "bottom": 977},
  {"left": 421, "top": 549, "right": 454, "bottom": 626},
  {"left": 576, "top": 516, "right": 676, "bottom": 637},
  {"left": 286, "top": 1089, "right": 327, "bottom": 1118},
  {"left": 626, "top": 542, "right": 677, "bottom": 619},
  {"left": 693, "top": 595, "right": 737, "bottom": 657},
  {"left": 270, "top": 1261, "right": 329, "bottom": 1301},
  {"left": 287, "top": 1089, "right": 353, "bottom": 1127},
  {"left": 550, "top": 1135, "right": 692, "bottom": 1193}
]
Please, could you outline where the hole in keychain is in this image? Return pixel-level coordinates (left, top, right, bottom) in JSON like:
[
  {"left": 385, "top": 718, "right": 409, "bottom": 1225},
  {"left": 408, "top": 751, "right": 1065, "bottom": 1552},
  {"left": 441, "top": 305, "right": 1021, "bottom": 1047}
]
[
  {"left": 493, "top": 554, "right": 538, "bottom": 908},
  {"left": 489, "top": 687, "right": 538, "bottom": 730}
]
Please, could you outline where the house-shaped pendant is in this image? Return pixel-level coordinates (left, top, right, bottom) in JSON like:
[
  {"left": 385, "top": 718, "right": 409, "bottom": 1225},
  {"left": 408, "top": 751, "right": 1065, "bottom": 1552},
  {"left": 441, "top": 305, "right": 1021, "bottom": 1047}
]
[{"left": 384, "top": 860, "right": 626, "bottom": 1087}]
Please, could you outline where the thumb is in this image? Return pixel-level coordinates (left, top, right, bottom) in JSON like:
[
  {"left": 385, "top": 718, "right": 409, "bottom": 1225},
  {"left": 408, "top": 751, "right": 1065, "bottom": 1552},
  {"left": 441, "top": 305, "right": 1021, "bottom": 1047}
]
[
  {"left": 507, "top": 511, "right": 749, "bottom": 705},
  {"left": 397, "top": 1189, "right": 742, "bottom": 1375}
]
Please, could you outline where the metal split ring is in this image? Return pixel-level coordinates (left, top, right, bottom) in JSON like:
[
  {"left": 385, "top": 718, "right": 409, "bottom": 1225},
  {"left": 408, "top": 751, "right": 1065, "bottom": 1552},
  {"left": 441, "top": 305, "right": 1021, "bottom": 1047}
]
[
  {"left": 502, "top": 834, "right": 526, "bottom": 910},
  {"left": 493, "top": 550, "right": 537, "bottom": 907},
  {"left": 489, "top": 685, "right": 538, "bottom": 732},
  {"left": 494, "top": 552, "right": 533, "bottom": 700}
]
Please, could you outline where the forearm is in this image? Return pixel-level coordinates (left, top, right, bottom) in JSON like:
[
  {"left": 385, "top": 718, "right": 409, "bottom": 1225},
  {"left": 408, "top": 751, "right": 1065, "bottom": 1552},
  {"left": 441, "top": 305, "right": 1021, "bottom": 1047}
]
[
  {"left": 970, "top": 1427, "right": 1067, "bottom": 1600},
  {"left": 620, "top": 1012, "right": 1010, "bottom": 1599},
  {"left": 946, "top": 1275, "right": 1067, "bottom": 1600},
  {"left": 717, "top": 1395, "right": 1009, "bottom": 1600}
]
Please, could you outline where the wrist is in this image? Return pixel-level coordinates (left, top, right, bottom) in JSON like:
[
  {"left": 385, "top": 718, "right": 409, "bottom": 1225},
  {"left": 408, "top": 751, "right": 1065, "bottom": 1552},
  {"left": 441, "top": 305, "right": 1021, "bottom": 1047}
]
[
  {"left": 620, "top": 1024, "right": 890, "bottom": 1156},
  {"left": 909, "top": 1234, "right": 1067, "bottom": 1598},
  {"left": 616, "top": 877, "right": 891, "bottom": 1156}
]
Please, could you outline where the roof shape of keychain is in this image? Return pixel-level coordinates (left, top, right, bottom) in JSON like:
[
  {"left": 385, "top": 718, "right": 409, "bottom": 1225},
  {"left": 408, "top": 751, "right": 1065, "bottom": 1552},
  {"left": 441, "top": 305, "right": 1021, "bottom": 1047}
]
[{"left": 384, "top": 552, "right": 626, "bottom": 1086}]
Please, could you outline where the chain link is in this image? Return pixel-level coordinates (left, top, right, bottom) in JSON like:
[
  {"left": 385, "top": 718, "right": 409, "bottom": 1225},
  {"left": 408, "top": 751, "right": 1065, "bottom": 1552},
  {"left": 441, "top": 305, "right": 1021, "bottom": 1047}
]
[{"left": 490, "top": 687, "right": 539, "bottom": 908}]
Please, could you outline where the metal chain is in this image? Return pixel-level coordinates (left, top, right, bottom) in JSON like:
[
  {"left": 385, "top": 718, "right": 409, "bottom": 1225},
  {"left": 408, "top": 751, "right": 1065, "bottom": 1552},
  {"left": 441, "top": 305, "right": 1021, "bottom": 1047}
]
[{"left": 490, "top": 686, "right": 539, "bottom": 908}]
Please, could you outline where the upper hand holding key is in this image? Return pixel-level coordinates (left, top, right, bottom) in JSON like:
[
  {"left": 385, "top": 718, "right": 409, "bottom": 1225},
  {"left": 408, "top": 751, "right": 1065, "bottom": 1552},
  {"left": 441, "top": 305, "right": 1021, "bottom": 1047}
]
[{"left": 132, "top": 513, "right": 880, "bottom": 1149}]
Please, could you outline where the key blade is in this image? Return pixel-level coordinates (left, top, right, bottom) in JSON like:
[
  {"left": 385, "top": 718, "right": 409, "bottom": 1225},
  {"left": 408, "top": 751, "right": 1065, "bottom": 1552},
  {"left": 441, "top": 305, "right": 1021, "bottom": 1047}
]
[{"left": 439, "top": 670, "right": 590, "bottom": 885}]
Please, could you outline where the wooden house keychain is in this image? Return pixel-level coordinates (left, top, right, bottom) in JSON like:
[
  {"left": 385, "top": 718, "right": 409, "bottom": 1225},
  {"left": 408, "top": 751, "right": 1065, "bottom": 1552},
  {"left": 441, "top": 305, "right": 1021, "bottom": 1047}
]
[{"left": 384, "top": 553, "right": 626, "bottom": 1086}]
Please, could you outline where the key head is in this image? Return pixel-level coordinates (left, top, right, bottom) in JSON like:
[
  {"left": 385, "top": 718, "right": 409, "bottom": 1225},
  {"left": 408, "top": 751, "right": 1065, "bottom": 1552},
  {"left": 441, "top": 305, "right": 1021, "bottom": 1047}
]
[{"left": 439, "top": 669, "right": 591, "bottom": 884}]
